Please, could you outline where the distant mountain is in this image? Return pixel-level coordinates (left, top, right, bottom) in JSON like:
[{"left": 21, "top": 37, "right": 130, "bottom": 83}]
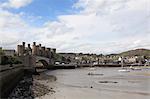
[{"left": 119, "top": 48, "right": 150, "bottom": 57}]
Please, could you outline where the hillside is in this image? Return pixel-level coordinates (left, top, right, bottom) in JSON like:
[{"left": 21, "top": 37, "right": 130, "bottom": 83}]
[{"left": 119, "top": 48, "right": 150, "bottom": 57}]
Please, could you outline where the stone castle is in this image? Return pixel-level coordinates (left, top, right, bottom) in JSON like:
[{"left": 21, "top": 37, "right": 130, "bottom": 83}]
[{"left": 17, "top": 42, "right": 56, "bottom": 58}]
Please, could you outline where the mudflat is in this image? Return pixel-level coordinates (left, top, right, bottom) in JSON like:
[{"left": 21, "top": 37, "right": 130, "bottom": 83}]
[{"left": 39, "top": 67, "right": 150, "bottom": 99}]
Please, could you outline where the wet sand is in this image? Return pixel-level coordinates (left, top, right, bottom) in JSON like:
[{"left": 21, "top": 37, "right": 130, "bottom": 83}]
[{"left": 39, "top": 67, "right": 150, "bottom": 99}]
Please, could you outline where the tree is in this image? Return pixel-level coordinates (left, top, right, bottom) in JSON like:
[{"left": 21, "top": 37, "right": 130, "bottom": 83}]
[
  {"left": 1, "top": 56, "right": 22, "bottom": 65},
  {"left": 0, "top": 49, "right": 4, "bottom": 55}
]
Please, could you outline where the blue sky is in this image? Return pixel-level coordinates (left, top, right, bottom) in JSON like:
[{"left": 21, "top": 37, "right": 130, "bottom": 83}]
[
  {"left": 0, "top": 0, "right": 149, "bottom": 54},
  {"left": 1, "top": 0, "right": 78, "bottom": 26}
]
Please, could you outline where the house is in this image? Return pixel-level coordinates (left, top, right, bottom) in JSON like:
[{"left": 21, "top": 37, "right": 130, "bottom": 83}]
[{"left": 3, "top": 49, "right": 16, "bottom": 56}]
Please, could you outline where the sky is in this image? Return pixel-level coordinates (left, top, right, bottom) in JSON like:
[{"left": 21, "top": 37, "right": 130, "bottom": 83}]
[{"left": 0, "top": 0, "right": 149, "bottom": 54}]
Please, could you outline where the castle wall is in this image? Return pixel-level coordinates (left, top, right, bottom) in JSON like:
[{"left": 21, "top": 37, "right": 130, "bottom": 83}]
[{"left": 17, "top": 42, "right": 56, "bottom": 65}]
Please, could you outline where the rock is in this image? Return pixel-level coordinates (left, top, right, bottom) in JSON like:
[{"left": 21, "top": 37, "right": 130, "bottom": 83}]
[{"left": 8, "top": 73, "right": 56, "bottom": 99}]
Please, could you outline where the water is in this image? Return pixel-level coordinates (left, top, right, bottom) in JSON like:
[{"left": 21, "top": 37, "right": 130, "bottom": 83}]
[{"left": 42, "top": 67, "right": 150, "bottom": 99}]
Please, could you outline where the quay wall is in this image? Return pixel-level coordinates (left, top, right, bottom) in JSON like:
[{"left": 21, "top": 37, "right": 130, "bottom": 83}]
[
  {"left": 77, "top": 64, "right": 143, "bottom": 67},
  {"left": 77, "top": 64, "right": 122, "bottom": 67},
  {"left": 94, "top": 64, "right": 121, "bottom": 67}
]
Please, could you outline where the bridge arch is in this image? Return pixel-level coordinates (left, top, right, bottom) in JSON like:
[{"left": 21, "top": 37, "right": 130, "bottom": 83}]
[{"left": 36, "top": 59, "right": 49, "bottom": 67}]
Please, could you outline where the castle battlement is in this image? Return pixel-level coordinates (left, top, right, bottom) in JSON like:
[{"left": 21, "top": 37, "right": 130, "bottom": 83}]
[{"left": 17, "top": 42, "right": 56, "bottom": 58}]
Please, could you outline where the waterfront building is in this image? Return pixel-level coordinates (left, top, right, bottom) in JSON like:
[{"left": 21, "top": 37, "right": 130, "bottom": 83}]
[{"left": 3, "top": 49, "right": 15, "bottom": 56}]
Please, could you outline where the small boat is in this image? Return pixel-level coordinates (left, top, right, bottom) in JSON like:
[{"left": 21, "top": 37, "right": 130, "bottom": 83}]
[
  {"left": 118, "top": 69, "right": 130, "bottom": 72},
  {"left": 90, "top": 67, "right": 96, "bottom": 70},
  {"left": 129, "top": 66, "right": 134, "bottom": 69},
  {"left": 118, "top": 57, "right": 130, "bottom": 72},
  {"left": 132, "top": 67, "right": 142, "bottom": 70},
  {"left": 129, "top": 66, "right": 142, "bottom": 70},
  {"left": 88, "top": 72, "right": 103, "bottom": 75}
]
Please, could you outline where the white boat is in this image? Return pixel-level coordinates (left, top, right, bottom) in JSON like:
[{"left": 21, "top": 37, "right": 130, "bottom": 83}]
[
  {"left": 130, "top": 66, "right": 142, "bottom": 70},
  {"left": 118, "top": 69, "right": 130, "bottom": 72},
  {"left": 90, "top": 67, "right": 96, "bottom": 70},
  {"left": 129, "top": 66, "right": 134, "bottom": 69},
  {"left": 118, "top": 57, "right": 130, "bottom": 72},
  {"left": 132, "top": 67, "right": 142, "bottom": 70}
]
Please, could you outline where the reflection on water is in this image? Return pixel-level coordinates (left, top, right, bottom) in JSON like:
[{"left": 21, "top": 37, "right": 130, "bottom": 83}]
[{"left": 44, "top": 67, "right": 150, "bottom": 99}]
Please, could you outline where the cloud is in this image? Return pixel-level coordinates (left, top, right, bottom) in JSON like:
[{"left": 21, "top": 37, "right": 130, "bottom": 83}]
[
  {"left": 0, "top": 8, "right": 39, "bottom": 48},
  {"left": 1, "top": 0, "right": 33, "bottom": 9},
  {"left": 0, "top": 9, "right": 26, "bottom": 46},
  {"left": 0, "top": 0, "right": 149, "bottom": 54},
  {"left": 73, "top": 0, "right": 129, "bottom": 15}
]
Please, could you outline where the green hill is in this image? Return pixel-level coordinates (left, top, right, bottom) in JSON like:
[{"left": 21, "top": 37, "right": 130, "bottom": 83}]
[{"left": 119, "top": 48, "right": 150, "bottom": 57}]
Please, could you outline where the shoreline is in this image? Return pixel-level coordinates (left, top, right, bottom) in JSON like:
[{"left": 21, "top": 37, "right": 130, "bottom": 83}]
[
  {"left": 7, "top": 66, "right": 150, "bottom": 99},
  {"left": 8, "top": 72, "right": 57, "bottom": 99},
  {"left": 34, "top": 67, "right": 150, "bottom": 99}
]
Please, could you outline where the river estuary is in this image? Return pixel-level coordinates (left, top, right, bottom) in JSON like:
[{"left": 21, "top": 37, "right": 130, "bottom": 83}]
[{"left": 38, "top": 67, "right": 150, "bottom": 99}]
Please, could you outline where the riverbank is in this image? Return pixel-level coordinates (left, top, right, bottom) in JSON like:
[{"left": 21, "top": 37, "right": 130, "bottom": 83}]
[{"left": 8, "top": 72, "right": 56, "bottom": 99}]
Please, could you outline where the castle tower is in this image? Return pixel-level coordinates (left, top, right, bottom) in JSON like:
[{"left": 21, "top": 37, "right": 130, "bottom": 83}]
[
  {"left": 39, "top": 44, "right": 42, "bottom": 56},
  {"left": 41, "top": 47, "right": 46, "bottom": 56},
  {"left": 36, "top": 45, "right": 40, "bottom": 56},
  {"left": 50, "top": 48, "right": 56, "bottom": 64},
  {"left": 46, "top": 48, "right": 51, "bottom": 58},
  {"left": 17, "top": 45, "right": 24, "bottom": 56},
  {"left": 22, "top": 42, "right": 25, "bottom": 54},
  {"left": 52, "top": 48, "right": 56, "bottom": 53},
  {"left": 48, "top": 48, "right": 51, "bottom": 58},
  {"left": 27, "top": 44, "right": 32, "bottom": 55},
  {"left": 32, "top": 42, "right": 37, "bottom": 55}
]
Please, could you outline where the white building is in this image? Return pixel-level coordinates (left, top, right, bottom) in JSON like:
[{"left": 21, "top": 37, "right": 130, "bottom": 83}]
[{"left": 3, "top": 49, "right": 15, "bottom": 56}]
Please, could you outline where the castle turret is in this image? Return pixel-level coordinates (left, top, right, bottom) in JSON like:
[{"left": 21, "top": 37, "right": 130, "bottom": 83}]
[
  {"left": 48, "top": 48, "right": 51, "bottom": 58},
  {"left": 36, "top": 45, "right": 40, "bottom": 56},
  {"left": 17, "top": 45, "right": 24, "bottom": 56},
  {"left": 46, "top": 48, "right": 51, "bottom": 58},
  {"left": 32, "top": 42, "right": 37, "bottom": 55},
  {"left": 22, "top": 42, "right": 25, "bottom": 54},
  {"left": 52, "top": 48, "right": 56, "bottom": 53},
  {"left": 39, "top": 44, "right": 42, "bottom": 56},
  {"left": 27, "top": 44, "right": 32, "bottom": 55},
  {"left": 41, "top": 47, "right": 46, "bottom": 56}
]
